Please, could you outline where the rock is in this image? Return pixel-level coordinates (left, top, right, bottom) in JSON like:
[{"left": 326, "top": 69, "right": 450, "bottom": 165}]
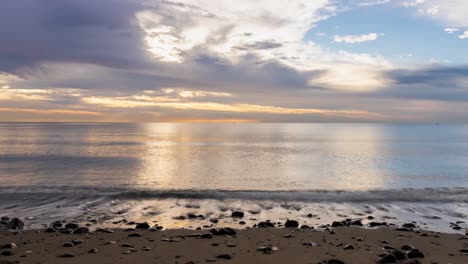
[
  {"left": 59, "top": 228, "right": 73, "bottom": 234},
  {"left": 96, "top": 228, "right": 114, "bottom": 233},
  {"left": 343, "top": 244, "right": 354, "bottom": 250},
  {"left": 257, "top": 221, "right": 275, "bottom": 228},
  {"left": 392, "top": 250, "right": 406, "bottom": 260},
  {"left": 45, "top": 227, "right": 57, "bottom": 233},
  {"left": 257, "top": 245, "right": 278, "bottom": 254},
  {"left": 327, "top": 260, "right": 345, "bottom": 264},
  {"left": 332, "top": 221, "right": 345, "bottom": 227},
  {"left": 63, "top": 242, "right": 74, "bottom": 247},
  {"left": 73, "top": 227, "right": 89, "bottom": 234},
  {"left": 395, "top": 227, "right": 411, "bottom": 232},
  {"left": 51, "top": 221, "right": 62, "bottom": 228},
  {"left": 209, "top": 218, "right": 219, "bottom": 224},
  {"left": 121, "top": 243, "right": 134, "bottom": 248},
  {"left": 377, "top": 254, "right": 397, "bottom": 263},
  {"left": 106, "top": 241, "right": 116, "bottom": 245},
  {"left": 64, "top": 223, "right": 79, "bottom": 229},
  {"left": 0, "top": 251, "right": 13, "bottom": 256},
  {"left": 283, "top": 233, "right": 295, "bottom": 238},
  {"left": 128, "top": 233, "right": 141, "bottom": 237},
  {"left": 0, "top": 217, "right": 9, "bottom": 221},
  {"left": 216, "top": 254, "right": 232, "bottom": 260},
  {"left": 200, "top": 233, "right": 213, "bottom": 239},
  {"left": 71, "top": 239, "right": 84, "bottom": 245},
  {"left": 369, "top": 222, "right": 388, "bottom": 227},
  {"left": 231, "top": 211, "right": 244, "bottom": 218},
  {"left": 303, "top": 242, "right": 317, "bottom": 247},
  {"left": 367, "top": 215, "right": 375, "bottom": 220},
  {"left": 59, "top": 253, "right": 75, "bottom": 258},
  {"left": 142, "top": 246, "right": 151, "bottom": 251},
  {"left": 135, "top": 222, "right": 150, "bottom": 229},
  {"left": 402, "top": 223, "right": 416, "bottom": 228},
  {"left": 7, "top": 218, "right": 24, "bottom": 230},
  {"left": 210, "top": 228, "right": 236, "bottom": 236},
  {"left": 350, "top": 220, "right": 363, "bottom": 226},
  {"left": 88, "top": 248, "right": 99, "bottom": 253},
  {"left": 300, "top": 225, "right": 311, "bottom": 229},
  {"left": 401, "top": 245, "right": 415, "bottom": 250},
  {"left": 1, "top": 243, "right": 17, "bottom": 249},
  {"left": 406, "top": 249, "right": 424, "bottom": 258},
  {"left": 284, "top": 219, "right": 299, "bottom": 228}
]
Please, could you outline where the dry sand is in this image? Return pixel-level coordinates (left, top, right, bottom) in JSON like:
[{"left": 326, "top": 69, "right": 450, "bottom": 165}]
[{"left": 1, "top": 225, "right": 467, "bottom": 264}]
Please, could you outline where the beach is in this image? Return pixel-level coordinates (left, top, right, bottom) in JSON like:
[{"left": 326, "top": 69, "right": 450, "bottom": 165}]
[{"left": 1, "top": 217, "right": 468, "bottom": 264}]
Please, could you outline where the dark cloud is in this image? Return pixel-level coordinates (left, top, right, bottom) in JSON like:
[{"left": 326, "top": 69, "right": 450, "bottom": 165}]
[
  {"left": 0, "top": 0, "right": 151, "bottom": 73},
  {"left": 234, "top": 40, "right": 284, "bottom": 51}
]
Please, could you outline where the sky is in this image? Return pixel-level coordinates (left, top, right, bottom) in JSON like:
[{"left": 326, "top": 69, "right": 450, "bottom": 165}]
[{"left": 1, "top": 0, "right": 468, "bottom": 123}]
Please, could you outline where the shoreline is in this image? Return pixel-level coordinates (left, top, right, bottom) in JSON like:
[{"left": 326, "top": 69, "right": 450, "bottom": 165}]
[{"left": 1, "top": 218, "right": 468, "bottom": 264}]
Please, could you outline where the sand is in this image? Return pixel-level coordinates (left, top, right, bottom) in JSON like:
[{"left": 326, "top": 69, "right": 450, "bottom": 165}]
[{"left": 1, "top": 225, "right": 467, "bottom": 264}]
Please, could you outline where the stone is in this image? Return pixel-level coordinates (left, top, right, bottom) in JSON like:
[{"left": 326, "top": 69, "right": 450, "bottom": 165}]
[
  {"left": 402, "top": 223, "right": 416, "bottom": 228},
  {"left": 369, "top": 222, "right": 388, "bottom": 227},
  {"left": 73, "top": 227, "right": 89, "bottom": 234},
  {"left": 231, "top": 211, "right": 244, "bottom": 218},
  {"left": 216, "top": 254, "right": 232, "bottom": 260},
  {"left": 284, "top": 219, "right": 299, "bottom": 228},
  {"left": 406, "top": 249, "right": 424, "bottom": 258},
  {"left": 63, "top": 242, "right": 74, "bottom": 247},
  {"left": 257, "top": 221, "right": 275, "bottom": 228},
  {"left": 377, "top": 254, "right": 397, "bottom": 263},
  {"left": 64, "top": 223, "right": 79, "bottom": 229},
  {"left": 7, "top": 218, "right": 24, "bottom": 230},
  {"left": 121, "top": 243, "right": 134, "bottom": 248},
  {"left": 401, "top": 245, "right": 415, "bottom": 250},
  {"left": 128, "top": 233, "right": 141, "bottom": 237},
  {"left": 59, "top": 228, "right": 73, "bottom": 234},
  {"left": 343, "top": 244, "right": 354, "bottom": 250},
  {"left": 210, "top": 228, "right": 236, "bottom": 236},
  {"left": 59, "top": 253, "right": 75, "bottom": 258},
  {"left": 71, "top": 239, "right": 84, "bottom": 245},
  {"left": 45, "top": 227, "right": 57, "bottom": 233},
  {"left": 327, "top": 260, "right": 345, "bottom": 264},
  {"left": 88, "top": 248, "right": 99, "bottom": 253},
  {"left": 392, "top": 250, "right": 406, "bottom": 260},
  {"left": 0, "top": 251, "right": 13, "bottom": 256},
  {"left": 200, "top": 233, "right": 213, "bottom": 239},
  {"left": 135, "top": 222, "right": 150, "bottom": 229},
  {"left": 1, "top": 243, "right": 17, "bottom": 249},
  {"left": 332, "top": 221, "right": 345, "bottom": 227}
]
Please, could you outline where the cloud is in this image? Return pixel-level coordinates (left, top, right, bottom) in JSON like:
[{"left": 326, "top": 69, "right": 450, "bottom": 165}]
[
  {"left": 444, "top": 28, "right": 459, "bottom": 34},
  {"left": 359, "top": 0, "right": 392, "bottom": 7},
  {"left": 459, "top": 30, "right": 468, "bottom": 39},
  {"left": 333, "top": 33, "right": 379, "bottom": 43},
  {"left": 403, "top": 0, "right": 468, "bottom": 27}
]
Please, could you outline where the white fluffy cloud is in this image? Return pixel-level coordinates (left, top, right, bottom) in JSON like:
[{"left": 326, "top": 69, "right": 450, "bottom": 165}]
[
  {"left": 459, "top": 31, "right": 468, "bottom": 39},
  {"left": 333, "top": 33, "right": 379, "bottom": 43},
  {"left": 444, "top": 28, "right": 459, "bottom": 34}
]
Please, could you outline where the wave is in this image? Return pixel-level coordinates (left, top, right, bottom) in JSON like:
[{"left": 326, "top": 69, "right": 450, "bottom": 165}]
[{"left": 0, "top": 186, "right": 467, "bottom": 203}]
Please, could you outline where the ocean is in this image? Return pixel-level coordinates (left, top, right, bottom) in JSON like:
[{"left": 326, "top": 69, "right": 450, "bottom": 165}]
[{"left": 0, "top": 123, "right": 467, "bottom": 232}]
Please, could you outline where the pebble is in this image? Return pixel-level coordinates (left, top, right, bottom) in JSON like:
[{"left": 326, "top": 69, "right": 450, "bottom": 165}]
[
  {"left": 88, "top": 248, "right": 99, "bottom": 253},
  {"left": 59, "top": 253, "right": 75, "bottom": 258},
  {"left": 231, "top": 211, "right": 245, "bottom": 218},
  {"left": 284, "top": 219, "right": 299, "bottom": 228}
]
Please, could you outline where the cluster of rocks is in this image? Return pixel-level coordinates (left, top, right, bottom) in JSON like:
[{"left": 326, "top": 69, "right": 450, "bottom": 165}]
[
  {"left": 0, "top": 217, "right": 24, "bottom": 230},
  {"left": 377, "top": 244, "right": 425, "bottom": 263},
  {"left": 44, "top": 221, "right": 90, "bottom": 234}
]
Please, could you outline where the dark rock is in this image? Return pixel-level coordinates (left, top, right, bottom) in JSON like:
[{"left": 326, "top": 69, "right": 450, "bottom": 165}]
[
  {"left": 231, "top": 211, "right": 244, "bottom": 218},
  {"left": 200, "top": 233, "right": 213, "bottom": 239},
  {"left": 128, "top": 233, "right": 141, "bottom": 237},
  {"left": 257, "top": 245, "right": 278, "bottom": 254},
  {"left": 59, "top": 228, "right": 73, "bottom": 234},
  {"left": 7, "top": 218, "right": 24, "bottom": 230},
  {"left": 332, "top": 221, "right": 345, "bottom": 227},
  {"left": 369, "top": 222, "right": 388, "bottom": 227},
  {"left": 50, "top": 221, "right": 62, "bottom": 228},
  {"left": 401, "top": 245, "right": 415, "bottom": 250},
  {"left": 283, "top": 233, "right": 295, "bottom": 238},
  {"left": 88, "top": 248, "right": 99, "bottom": 253},
  {"left": 71, "top": 239, "right": 84, "bottom": 245},
  {"left": 216, "top": 254, "right": 232, "bottom": 260},
  {"left": 135, "top": 222, "right": 150, "bottom": 229},
  {"left": 383, "top": 246, "right": 395, "bottom": 250},
  {"left": 187, "top": 213, "right": 197, "bottom": 219},
  {"left": 96, "top": 228, "right": 114, "bottom": 233},
  {"left": 402, "top": 223, "right": 416, "bottom": 228},
  {"left": 45, "top": 227, "right": 57, "bottom": 233},
  {"left": 0, "top": 217, "right": 9, "bottom": 221},
  {"left": 59, "top": 253, "right": 75, "bottom": 258},
  {"left": 350, "top": 220, "right": 363, "bottom": 226},
  {"left": 284, "top": 219, "right": 299, "bottom": 228},
  {"left": 239, "top": 221, "right": 246, "bottom": 225},
  {"left": 1, "top": 243, "right": 17, "bottom": 249},
  {"left": 0, "top": 251, "right": 13, "bottom": 256},
  {"left": 367, "top": 215, "right": 375, "bottom": 220},
  {"left": 121, "top": 243, "right": 134, "bottom": 248},
  {"left": 209, "top": 218, "right": 219, "bottom": 224},
  {"left": 392, "top": 250, "right": 406, "bottom": 260},
  {"left": 210, "top": 228, "right": 236, "bottom": 236},
  {"left": 300, "top": 225, "right": 311, "bottom": 229},
  {"left": 257, "top": 221, "right": 275, "bottom": 228},
  {"left": 395, "top": 227, "right": 411, "bottom": 232},
  {"left": 343, "top": 244, "right": 354, "bottom": 250},
  {"left": 63, "top": 242, "right": 74, "bottom": 247},
  {"left": 377, "top": 254, "right": 397, "bottom": 263},
  {"left": 73, "top": 227, "right": 89, "bottom": 234},
  {"left": 406, "top": 249, "right": 424, "bottom": 258},
  {"left": 326, "top": 259, "right": 345, "bottom": 264},
  {"left": 64, "top": 223, "right": 78, "bottom": 229}
]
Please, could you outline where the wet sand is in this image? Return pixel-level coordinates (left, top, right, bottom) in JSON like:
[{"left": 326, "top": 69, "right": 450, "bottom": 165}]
[{"left": 1, "top": 224, "right": 467, "bottom": 264}]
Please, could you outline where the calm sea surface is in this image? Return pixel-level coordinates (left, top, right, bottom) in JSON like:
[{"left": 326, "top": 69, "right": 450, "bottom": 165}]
[
  {"left": 1, "top": 123, "right": 468, "bottom": 231},
  {"left": 0, "top": 123, "right": 467, "bottom": 191}
]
